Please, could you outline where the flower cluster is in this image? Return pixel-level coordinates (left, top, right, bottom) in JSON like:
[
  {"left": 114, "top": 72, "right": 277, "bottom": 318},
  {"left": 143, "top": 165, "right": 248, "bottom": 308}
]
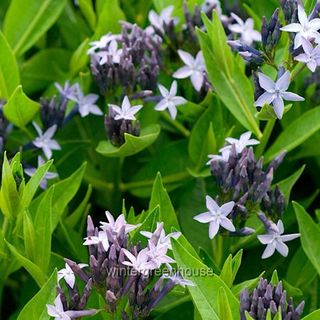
[
  {"left": 195, "top": 132, "right": 300, "bottom": 259},
  {"left": 240, "top": 277, "right": 305, "bottom": 320},
  {"left": 47, "top": 211, "right": 191, "bottom": 319},
  {"left": 88, "top": 22, "right": 162, "bottom": 96}
]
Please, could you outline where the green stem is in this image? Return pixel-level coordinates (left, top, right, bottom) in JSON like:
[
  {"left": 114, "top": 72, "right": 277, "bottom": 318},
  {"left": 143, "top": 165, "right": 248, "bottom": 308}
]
[
  {"left": 160, "top": 112, "right": 190, "bottom": 138},
  {"left": 291, "top": 63, "right": 306, "bottom": 80},
  {"left": 120, "top": 172, "right": 190, "bottom": 191},
  {"left": 255, "top": 119, "right": 276, "bottom": 158},
  {"left": 212, "top": 235, "right": 223, "bottom": 267}
]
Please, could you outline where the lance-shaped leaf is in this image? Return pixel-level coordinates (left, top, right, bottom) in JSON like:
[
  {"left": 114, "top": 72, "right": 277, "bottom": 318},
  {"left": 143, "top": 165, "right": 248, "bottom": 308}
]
[
  {"left": 198, "top": 12, "right": 262, "bottom": 138},
  {"left": 0, "top": 31, "right": 20, "bottom": 99},
  {"left": 3, "top": 0, "right": 67, "bottom": 56}
]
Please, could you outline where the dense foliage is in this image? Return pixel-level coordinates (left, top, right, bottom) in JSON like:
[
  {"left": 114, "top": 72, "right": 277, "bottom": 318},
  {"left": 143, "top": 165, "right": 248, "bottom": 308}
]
[{"left": 0, "top": 0, "right": 320, "bottom": 319}]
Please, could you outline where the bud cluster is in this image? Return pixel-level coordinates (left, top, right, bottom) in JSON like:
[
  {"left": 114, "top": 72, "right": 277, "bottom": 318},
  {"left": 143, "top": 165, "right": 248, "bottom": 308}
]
[
  {"left": 261, "top": 9, "right": 282, "bottom": 54},
  {"left": 210, "top": 145, "right": 286, "bottom": 230},
  {"left": 240, "top": 278, "right": 305, "bottom": 320},
  {"left": 90, "top": 22, "right": 162, "bottom": 96},
  {"left": 51, "top": 212, "right": 189, "bottom": 319}
]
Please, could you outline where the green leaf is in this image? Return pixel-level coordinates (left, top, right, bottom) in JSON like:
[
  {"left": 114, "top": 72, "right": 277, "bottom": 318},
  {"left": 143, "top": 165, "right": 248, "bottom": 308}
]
[
  {"left": 94, "top": 0, "right": 125, "bottom": 37},
  {"left": 69, "top": 39, "right": 90, "bottom": 77},
  {"left": 188, "top": 103, "right": 216, "bottom": 169},
  {"left": 0, "top": 31, "right": 20, "bottom": 99},
  {"left": 21, "top": 49, "right": 71, "bottom": 94},
  {"left": 271, "top": 270, "right": 279, "bottom": 285},
  {"left": 172, "top": 235, "right": 240, "bottom": 320},
  {"left": 17, "top": 269, "right": 57, "bottom": 320},
  {"left": 3, "top": 0, "right": 67, "bottom": 56},
  {"left": 128, "top": 140, "right": 190, "bottom": 197},
  {"left": 0, "top": 152, "right": 21, "bottom": 218},
  {"left": 79, "top": 0, "right": 96, "bottom": 30},
  {"left": 198, "top": 13, "right": 262, "bottom": 138},
  {"left": 265, "top": 107, "right": 320, "bottom": 162},
  {"left": 287, "top": 248, "right": 317, "bottom": 290},
  {"left": 220, "top": 255, "right": 233, "bottom": 287},
  {"left": 3, "top": 85, "right": 39, "bottom": 128},
  {"left": 149, "top": 173, "right": 180, "bottom": 232},
  {"left": 23, "top": 210, "right": 36, "bottom": 262},
  {"left": 65, "top": 184, "right": 92, "bottom": 229},
  {"left": 33, "top": 187, "right": 54, "bottom": 273},
  {"left": 30, "top": 163, "right": 86, "bottom": 232},
  {"left": 22, "top": 160, "right": 53, "bottom": 208},
  {"left": 131, "top": 206, "right": 160, "bottom": 245},
  {"left": 302, "top": 310, "right": 320, "bottom": 320},
  {"left": 96, "top": 124, "right": 160, "bottom": 158},
  {"left": 255, "top": 104, "right": 292, "bottom": 121},
  {"left": 277, "top": 165, "right": 305, "bottom": 203},
  {"left": 5, "top": 241, "right": 47, "bottom": 287},
  {"left": 218, "top": 287, "right": 233, "bottom": 320},
  {"left": 304, "top": 0, "right": 317, "bottom": 14},
  {"left": 294, "top": 201, "right": 320, "bottom": 276}
]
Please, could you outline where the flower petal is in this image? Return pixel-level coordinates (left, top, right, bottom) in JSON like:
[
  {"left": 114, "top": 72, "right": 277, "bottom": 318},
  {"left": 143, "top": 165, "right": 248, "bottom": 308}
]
[
  {"left": 258, "top": 72, "right": 275, "bottom": 91},
  {"left": 209, "top": 220, "right": 220, "bottom": 239},
  {"left": 173, "top": 66, "right": 193, "bottom": 79},
  {"left": 254, "top": 92, "right": 274, "bottom": 107},
  {"left": 206, "top": 195, "right": 219, "bottom": 212},
  {"left": 281, "top": 91, "right": 305, "bottom": 102},
  {"left": 193, "top": 212, "right": 213, "bottom": 223},
  {"left": 220, "top": 201, "right": 235, "bottom": 216},
  {"left": 177, "top": 50, "right": 195, "bottom": 66},
  {"left": 273, "top": 97, "right": 284, "bottom": 119},
  {"left": 220, "top": 216, "right": 236, "bottom": 232},
  {"left": 261, "top": 243, "right": 276, "bottom": 259}
]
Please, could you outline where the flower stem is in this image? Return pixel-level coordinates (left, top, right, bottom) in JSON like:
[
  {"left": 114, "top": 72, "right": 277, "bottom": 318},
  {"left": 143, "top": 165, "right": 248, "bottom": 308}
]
[
  {"left": 160, "top": 112, "right": 190, "bottom": 137},
  {"left": 212, "top": 235, "right": 223, "bottom": 267},
  {"left": 255, "top": 119, "right": 276, "bottom": 158}
]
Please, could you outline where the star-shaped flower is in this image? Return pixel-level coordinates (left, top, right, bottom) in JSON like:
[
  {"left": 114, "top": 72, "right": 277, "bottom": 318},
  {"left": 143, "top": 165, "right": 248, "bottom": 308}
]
[
  {"left": 221, "top": 131, "right": 260, "bottom": 154},
  {"left": 83, "top": 231, "right": 110, "bottom": 252},
  {"left": 257, "top": 220, "right": 300, "bottom": 259},
  {"left": 109, "top": 96, "right": 143, "bottom": 121},
  {"left": 254, "top": 71, "right": 305, "bottom": 119},
  {"left": 206, "top": 148, "right": 231, "bottom": 165},
  {"left": 229, "top": 13, "right": 261, "bottom": 46},
  {"left": 294, "top": 37, "right": 320, "bottom": 72},
  {"left": 24, "top": 156, "right": 58, "bottom": 189},
  {"left": 146, "top": 241, "right": 175, "bottom": 269},
  {"left": 173, "top": 50, "right": 206, "bottom": 92},
  {"left": 140, "top": 222, "right": 181, "bottom": 250},
  {"left": 96, "top": 40, "right": 123, "bottom": 65},
  {"left": 47, "top": 295, "right": 97, "bottom": 320},
  {"left": 32, "top": 122, "right": 61, "bottom": 160},
  {"left": 55, "top": 81, "right": 80, "bottom": 100},
  {"left": 148, "top": 5, "right": 177, "bottom": 33},
  {"left": 100, "top": 211, "right": 139, "bottom": 236},
  {"left": 162, "top": 272, "right": 195, "bottom": 287},
  {"left": 70, "top": 90, "right": 102, "bottom": 118},
  {"left": 155, "top": 81, "right": 187, "bottom": 119},
  {"left": 47, "top": 295, "right": 71, "bottom": 320},
  {"left": 57, "top": 262, "right": 87, "bottom": 288},
  {"left": 280, "top": 5, "right": 320, "bottom": 49},
  {"left": 194, "top": 196, "right": 235, "bottom": 239},
  {"left": 122, "top": 248, "right": 153, "bottom": 276},
  {"left": 87, "top": 33, "right": 119, "bottom": 54}
]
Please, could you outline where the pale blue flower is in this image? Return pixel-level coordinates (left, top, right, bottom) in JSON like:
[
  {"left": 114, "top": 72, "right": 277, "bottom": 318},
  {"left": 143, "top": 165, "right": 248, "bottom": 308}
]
[
  {"left": 194, "top": 196, "right": 235, "bottom": 239},
  {"left": 254, "top": 71, "right": 304, "bottom": 119},
  {"left": 257, "top": 220, "right": 300, "bottom": 259}
]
